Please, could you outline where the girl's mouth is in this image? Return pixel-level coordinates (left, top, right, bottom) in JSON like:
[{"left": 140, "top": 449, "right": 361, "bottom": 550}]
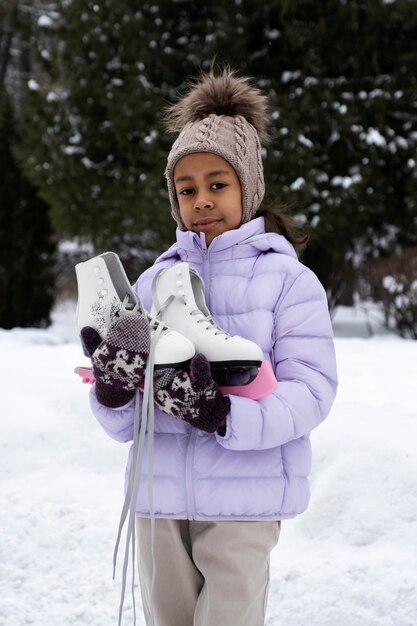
[
  {"left": 196, "top": 219, "right": 220, "bottom": 233},
  {"left": 194, "top": 218, "right": 222, "bottom": 232}
]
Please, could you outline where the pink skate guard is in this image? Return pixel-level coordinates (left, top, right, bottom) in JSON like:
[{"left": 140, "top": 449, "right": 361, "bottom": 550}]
[
  {"left": 74, "top": 366, "right": 96, "bottom": 384},
  {"left": 74, "top": 360, "right": 277, "bottom": 400}
]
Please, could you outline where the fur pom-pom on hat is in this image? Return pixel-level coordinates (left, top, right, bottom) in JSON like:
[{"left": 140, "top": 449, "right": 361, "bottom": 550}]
[
  {"left": 164, "top": 68, "right": 270, "bottom": 230},
  {"left": 165, "top": 68, "right": 270, "bottom": 143}
]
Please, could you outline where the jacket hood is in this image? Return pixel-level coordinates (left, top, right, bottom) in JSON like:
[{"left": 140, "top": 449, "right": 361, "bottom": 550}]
[{"left": 155, "top": 217, "right": 298, "bottom": 264}]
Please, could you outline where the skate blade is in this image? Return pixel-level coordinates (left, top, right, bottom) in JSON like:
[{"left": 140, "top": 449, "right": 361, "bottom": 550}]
[
  {"left": 218, "top": 361, "right": 278, "bottom": 400},
  {"left": 210, "top": 362, "right": 261, "bottom": 387}
]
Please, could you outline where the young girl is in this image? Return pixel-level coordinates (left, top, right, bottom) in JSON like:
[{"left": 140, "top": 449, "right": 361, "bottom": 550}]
[{"left": 84, "top": 68, "right": 338, "bottom": 626}]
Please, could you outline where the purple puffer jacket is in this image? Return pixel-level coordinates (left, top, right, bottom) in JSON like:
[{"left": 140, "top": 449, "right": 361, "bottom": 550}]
[{"left": 90, "top": 217, "right": 338, "bottom": 521}]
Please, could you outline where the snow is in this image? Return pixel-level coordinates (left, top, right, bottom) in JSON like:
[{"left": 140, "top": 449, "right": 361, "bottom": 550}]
[
  {"left": 281, "top": 70, "right": 301, "bottom": 83},
  {"left": 38, "top": 15, "right": 55, "bottom": 28},
  {"left": 364, "top": 128, "right": 387, "bottom": 148},
  {"left": 298, "top": 134, "right": 314, "bottom": 149},
  {"left": 144, "top": 130, "right": 158, "bottom": 144},
  {"left": 290, "top": 177, "right": 306, "bottom": 191},
  {"left": 383, "top": 275, "right": 399, "bottom": 292},
  {"left": 1, "top": 302, "right": 416, "bottom": 626},
  {"left": 63, "top": 146, "right": 84, "bottom": 155},
  {"left": 265, "top": 29, "right": 281, "bottom": 40},
  {"left": 46, "top": 91, "right": 59, "bottom": 102},
  {"left": 330, "top": 174, "right": 362, "bottom": 189},
  {"left": 58, "top": 239, "right": 94, "bottom": 255},
  {"left": 28, "top": 80, "right": 40, "bottom": 92},
  {"left": 304, "top": 76, "right": 319, "bottom": 87}
]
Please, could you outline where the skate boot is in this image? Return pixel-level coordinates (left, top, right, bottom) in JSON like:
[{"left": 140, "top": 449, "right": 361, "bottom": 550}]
[
  {"left": 75, "top": 252, "right": 195, "bottom": 368},
  {"left": 150, "top": 262, "right": 265, "bottom": 387}
]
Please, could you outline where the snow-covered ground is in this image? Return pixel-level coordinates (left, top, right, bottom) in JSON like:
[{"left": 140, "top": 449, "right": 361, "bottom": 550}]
[{"left": 1, "top": 301, "right": 416, "bottom": 626}]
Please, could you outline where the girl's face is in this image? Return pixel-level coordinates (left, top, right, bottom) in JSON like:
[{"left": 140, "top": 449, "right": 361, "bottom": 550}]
[{"left": 173, "top": 152, "right": 243, "bottom": 246}]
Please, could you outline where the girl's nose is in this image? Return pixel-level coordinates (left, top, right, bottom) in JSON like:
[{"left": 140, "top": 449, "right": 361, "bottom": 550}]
[{"left": 194, "top": 196, "right": 214, "bottom": 210}]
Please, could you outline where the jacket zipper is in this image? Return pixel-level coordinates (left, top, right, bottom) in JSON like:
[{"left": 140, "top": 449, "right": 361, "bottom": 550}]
[
  {"left": 185, "top": 427, "right": 197, "bottom": 519},
  {"left": 184, "top": 238, "right": 209, "bottom": 519},
  {"left": 200, "top": 242, "right": 210, "bottom": 309}
]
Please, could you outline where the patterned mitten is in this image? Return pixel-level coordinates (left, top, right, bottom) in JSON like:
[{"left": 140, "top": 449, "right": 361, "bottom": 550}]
[
  {"left": 80, "top": 314, "right": 151, "bottom": 408},
  {"left": 153, "top": 353, "right": 231, "bottom": 434}
]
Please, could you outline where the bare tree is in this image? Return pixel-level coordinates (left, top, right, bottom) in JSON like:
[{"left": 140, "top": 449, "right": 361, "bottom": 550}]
[
  {"left": 0, "top": 2, "right": 18, "bottom": 105},
  {"left": 0, "top": 1, "right": 58, "bottom": 111}
]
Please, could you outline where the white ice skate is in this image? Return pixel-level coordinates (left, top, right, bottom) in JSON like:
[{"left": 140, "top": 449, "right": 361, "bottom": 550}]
[
  {"left": 75, "top": 252, "right": 195, "bottom": 368},
  {"left": 150, "top": 262, "right": 265, "bottom": 387}
]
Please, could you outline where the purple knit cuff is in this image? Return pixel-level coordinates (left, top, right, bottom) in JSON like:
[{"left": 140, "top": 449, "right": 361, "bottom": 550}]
[{"left": 95, "top": 380, "right": 136, "bottom": 409}]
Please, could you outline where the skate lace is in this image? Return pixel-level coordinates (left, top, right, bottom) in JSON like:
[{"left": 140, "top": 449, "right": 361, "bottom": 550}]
[
  {"left": 150, "top": 264, "right": 231, "bottom": 339},
  {"left": 147, "top": 312, "right": 171, "bottom": 334},
  {"left": 112, "top": 295, "right": 171, "bottom": 336},
  {"left": 188, "top": 307, "right": 230, "bottom": 338},
  {"left": 112, "top": 319, "right": 164, "bottom": 626},
  {"left": 154, "top": 292, "right": 230, "bottom": 339},
  {"left": 109, "top": 294, "right": 140, "bottom": 326}
]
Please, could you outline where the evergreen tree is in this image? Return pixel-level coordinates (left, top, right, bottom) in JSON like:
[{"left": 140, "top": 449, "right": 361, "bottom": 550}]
[
  {"left": 15, "top": 1, "right": 247, "bottom": 262},
  {"left": 0, "top": 94, "right": 55, "bottom": 328},
  {"left": 15, "top": 0, "right": 417, "bottom": 307},
  {"left": 238, "top": 0, "right": 417, "bottom": 306}
]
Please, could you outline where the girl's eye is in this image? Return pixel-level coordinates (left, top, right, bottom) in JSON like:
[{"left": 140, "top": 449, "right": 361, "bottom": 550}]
[{"left": 178, "top": 183, "right": 227, "bottom": 196}]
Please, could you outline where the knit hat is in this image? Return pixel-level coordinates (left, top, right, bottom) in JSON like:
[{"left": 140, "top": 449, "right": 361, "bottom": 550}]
[{"left": 164, "top": 69, "right": 270, "bottom": 229}]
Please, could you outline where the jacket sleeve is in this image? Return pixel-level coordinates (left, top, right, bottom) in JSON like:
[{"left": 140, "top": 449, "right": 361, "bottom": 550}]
[
  {"left": 89, "top": 385, "right": 136, "bottom": 443},
  {"left": 215, "top": 268, "right": 338, "bottom": 451}
]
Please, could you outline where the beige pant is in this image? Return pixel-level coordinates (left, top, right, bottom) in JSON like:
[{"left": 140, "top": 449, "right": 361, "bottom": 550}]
[{"left": 136, "top": 518, "right": 280, "bottom": 626}]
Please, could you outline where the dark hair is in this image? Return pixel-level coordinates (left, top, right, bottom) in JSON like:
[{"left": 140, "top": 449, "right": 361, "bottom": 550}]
[{"left": 255, "top": 199, "right": 309, "bottom": 248}]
